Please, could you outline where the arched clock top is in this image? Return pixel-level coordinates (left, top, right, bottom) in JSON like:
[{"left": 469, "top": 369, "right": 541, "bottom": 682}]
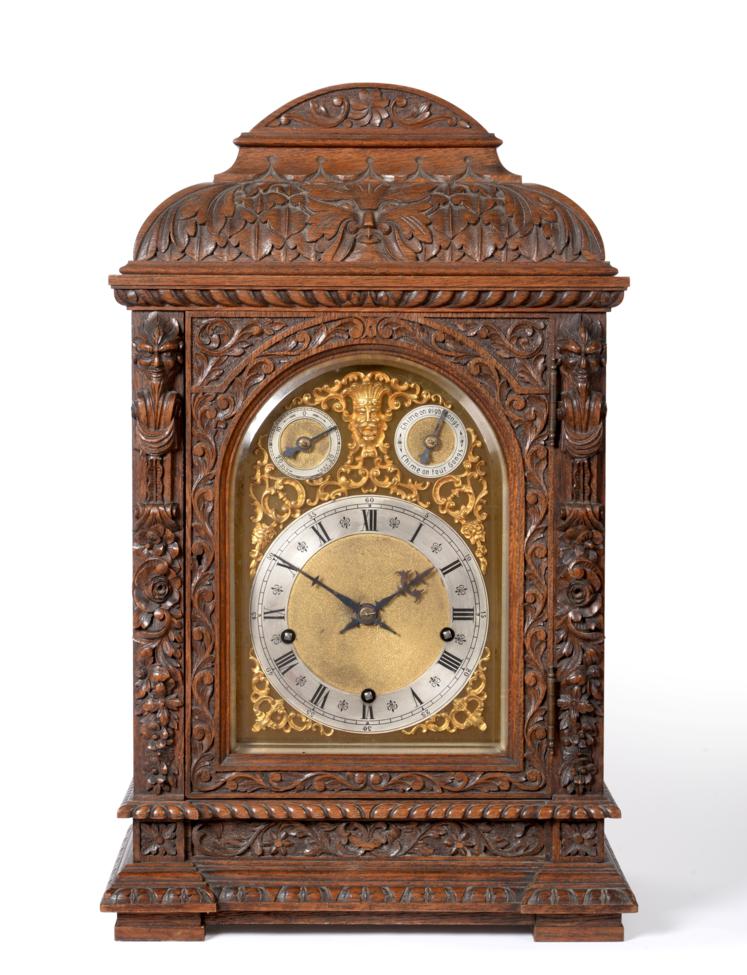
[
  {"left": 123, "top": 84, "right": 612, "bottom": 275},
  {"left": 252, "top": 84, "right": 488, "bottom": 132}
]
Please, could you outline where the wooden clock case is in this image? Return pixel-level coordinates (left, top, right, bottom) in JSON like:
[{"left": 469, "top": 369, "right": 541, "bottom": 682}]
[{"left": 101, "top": 84, "right": 636, "bottom": 941}]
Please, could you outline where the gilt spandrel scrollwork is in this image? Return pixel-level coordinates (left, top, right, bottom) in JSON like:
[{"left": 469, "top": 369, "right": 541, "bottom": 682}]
[
  {"left": 402, "top": 647, "right": 491, "bottom": 736},
  {"left": 246, "top": 368, "right": 489, "bottom": 736},
  {"left": 190, "top": 315, "right": 550, "bottom": 793},
  {"left": 132, "top": 312, "right": 185, "bottom": 795}
]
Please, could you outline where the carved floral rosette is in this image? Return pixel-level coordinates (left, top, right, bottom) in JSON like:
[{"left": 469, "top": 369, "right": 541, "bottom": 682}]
[{"left": 189, "top": 313, "right": 550, "bottom": 795}]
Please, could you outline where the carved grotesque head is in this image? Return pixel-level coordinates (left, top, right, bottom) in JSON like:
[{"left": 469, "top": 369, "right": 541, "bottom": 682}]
[
  {"left": 559, "top": 320, "right": 604, "bottom": 394},
  {"left": 133, "top": 313, "right": 183, "bottom": 383}
]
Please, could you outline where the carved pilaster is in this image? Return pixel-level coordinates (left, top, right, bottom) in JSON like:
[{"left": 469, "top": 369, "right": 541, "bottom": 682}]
[
  {"left": 554, "top": 315, "right": 606, "bottom": 795},
  {"left": 132, "top": 312, "right": 185, "bottom": 796}
]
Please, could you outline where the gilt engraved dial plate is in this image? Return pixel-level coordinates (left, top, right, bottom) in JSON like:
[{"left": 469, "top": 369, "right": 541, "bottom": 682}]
[
  {"left": 250, "top": 494, "right": 489, "bottom": 733},
  {"left": 395, "top": 405, "right": 468, "bottom": 479}
]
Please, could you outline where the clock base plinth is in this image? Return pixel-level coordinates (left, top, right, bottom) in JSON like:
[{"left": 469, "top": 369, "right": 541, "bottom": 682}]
[
  {"left": 115, "top": 913, "right": 206, "bottom": 942},
  {"left": 532, "top": 914, "right": 624, "bottom": 942},
  {"left": 100, "top": 828, "right": 216, "bottom": 940},
  {"left": 102, "top": 822, "right": 636, "bottom": 941}
]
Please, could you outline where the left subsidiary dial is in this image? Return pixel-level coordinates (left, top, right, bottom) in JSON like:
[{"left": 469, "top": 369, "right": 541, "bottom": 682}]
[{"left": 268, "top": 407, "right": 342, "bottom": 479}]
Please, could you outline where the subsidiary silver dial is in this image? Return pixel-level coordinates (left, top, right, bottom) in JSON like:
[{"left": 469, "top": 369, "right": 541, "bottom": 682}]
[
  {"left": 394, "top": 405, "right": 468, "bottom": 479},
  {"left": 268, "top": 406, "right": 342, "bottom": 479}
]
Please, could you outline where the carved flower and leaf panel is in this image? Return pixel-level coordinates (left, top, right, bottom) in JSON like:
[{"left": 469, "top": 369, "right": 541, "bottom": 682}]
[
  {"left": 132, "top": 312, "right": 185, "bottom": 796},
  {"left": 554, "top": 315, "right": 606, "bottom": 795},
  {"left": 189, "top": 313, "right": 551, "bottom": 795},
  {"left": 191, "top": 821, "right": 546, "bottom": 858}
]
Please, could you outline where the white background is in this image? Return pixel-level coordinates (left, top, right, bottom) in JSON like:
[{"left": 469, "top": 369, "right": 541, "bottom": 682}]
[{"left": 3, "top": 0, "right": 746, "bottom": 970}]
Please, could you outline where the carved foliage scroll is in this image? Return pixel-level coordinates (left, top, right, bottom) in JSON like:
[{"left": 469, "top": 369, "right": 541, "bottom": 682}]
[
  {"left": 191, "top": 821, "right": 545, "bottom": 858},
  {"left": 137, "top": 159, "right": 603, "bottom": 265},
  {"left": 554, "top": 315, "right": 606, "bottom": 795},
  {"left": 190, "top": 314, "right": 550, "bottom": 794},
  {"left": 267, "top": 87, "right": 475, "bottom": 130},
  {"left": 132, "top": 312, "right": 184, "bottom": 795}
]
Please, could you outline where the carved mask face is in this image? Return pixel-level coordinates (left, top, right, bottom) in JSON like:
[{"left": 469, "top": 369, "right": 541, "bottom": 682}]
[
  {"left": 560, "top": 324, "right": 603, "bottom": 392},
  {"left": 347, "top": 381, "right": 388, "bottom": 449},
  {"left": 134, "top": 315, "right": 182, "bottom": 383}
]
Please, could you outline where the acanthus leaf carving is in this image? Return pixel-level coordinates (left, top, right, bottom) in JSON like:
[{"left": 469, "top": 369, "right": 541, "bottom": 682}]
[{"left": 137, "top": 159, "right": 604, "bottom": 266}]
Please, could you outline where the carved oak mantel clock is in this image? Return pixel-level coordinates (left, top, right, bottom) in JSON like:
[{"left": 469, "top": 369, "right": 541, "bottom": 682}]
[{"left": 101, "top": 84, "right": 636, "bottom": 941}]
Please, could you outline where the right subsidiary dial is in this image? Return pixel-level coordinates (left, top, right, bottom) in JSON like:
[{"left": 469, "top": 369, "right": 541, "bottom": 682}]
[{"left": 394, "top": 405, "right": 468, "bottom": 479}]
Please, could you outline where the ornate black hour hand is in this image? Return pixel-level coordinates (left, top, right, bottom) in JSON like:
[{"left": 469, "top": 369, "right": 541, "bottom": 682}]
[
  {"left": 339, "top": 614, "right": 399, "bottom": 636},
  {"left": 419, "top": 409, "right": 448, "bottom": 465},
  {"left": 282, "top": 426, "right": 337, "bottom": 459},
  {"left": 271, "top": 556, "right": 361, "bottom": 614}
]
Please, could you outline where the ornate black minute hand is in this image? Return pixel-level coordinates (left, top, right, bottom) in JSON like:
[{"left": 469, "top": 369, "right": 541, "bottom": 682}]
[
  {"left": 419, "top": 409, "right": 448, "bottom": 465},
  {"left": 271, "top": 555, "right": 361, "bottom": 614},
  {"left": 374, "top": 566, "right": 435, "bottom": 612},
  {"left": 283, "top": 426, "right": 337, "bottom": 459}
]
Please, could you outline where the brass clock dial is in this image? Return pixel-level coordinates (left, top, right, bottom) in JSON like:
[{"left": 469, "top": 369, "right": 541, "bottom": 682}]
[
  {"left": 250, "top": 494, "right": 489, "bottom": 734},
  {"left": 268, "top": 406, "right": 341, "bottom": 479},
  {"left": 394, "top": 405, "right": 468, "bottom": 479}
]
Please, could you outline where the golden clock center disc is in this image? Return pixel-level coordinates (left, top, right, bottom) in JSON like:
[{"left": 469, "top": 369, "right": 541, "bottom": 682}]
[
  {"left": 287, "top": 534, "right": 450, "bottom": 693},
  {"left": 406, "top": 416, "right": 456, "bottom": 466},
  {"left": 279, "top": 418, "right": 332, "bottom": 471}
]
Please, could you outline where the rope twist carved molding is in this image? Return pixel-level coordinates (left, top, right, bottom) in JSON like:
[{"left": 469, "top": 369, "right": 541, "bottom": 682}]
[
  {"left": 118, "top": 790, "right": 622, "bottom": 821},
  {"left": 190, "top": 314, "right": 550, "bottom": 794},
  {"left": 114, "top": 287, "right": 625, "bottom": 311},
  {"left": 137, "top": 159, "right": 603, "bottom": 265}
]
